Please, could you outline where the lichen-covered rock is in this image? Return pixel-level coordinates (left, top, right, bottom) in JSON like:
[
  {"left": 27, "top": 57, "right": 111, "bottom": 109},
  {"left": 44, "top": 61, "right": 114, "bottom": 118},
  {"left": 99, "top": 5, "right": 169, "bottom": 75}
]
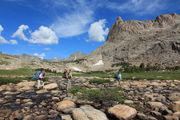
[
  {"left": 56, "top": 100, "right": 76, "bottom": 113},
  {"left": 108, "top": 104, "right": 137, "bottom": 120}
]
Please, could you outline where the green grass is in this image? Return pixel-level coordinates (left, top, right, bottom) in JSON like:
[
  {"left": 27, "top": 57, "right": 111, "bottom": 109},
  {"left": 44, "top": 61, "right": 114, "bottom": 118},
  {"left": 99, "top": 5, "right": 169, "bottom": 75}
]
[
  {"left": 69, "top": 86, "right": 126, "bottom": 104},
  {"left": 0, "top": 67, "right": 60, "bottom": 76},
  {"left": 89, "top": 78, "right": 111, "bottom": 84},
  {"left": 74, "top": 70, "right": 180, "bottom": 80},
  {"left": 122, "top": 70, "right": 180, "bottom": 80},
  {"left": 0, "top": 77, "right": 49, "bottom": 85},
  {"left": 0, "top": 68, "right": 35, "bottom": 76},
  {"left": 0, "top": 77, "right": 33, "bottom": 85}
]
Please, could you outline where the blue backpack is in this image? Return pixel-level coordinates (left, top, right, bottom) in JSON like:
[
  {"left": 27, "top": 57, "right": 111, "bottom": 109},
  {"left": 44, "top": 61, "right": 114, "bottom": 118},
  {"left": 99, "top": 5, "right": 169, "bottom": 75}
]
[{"left": 32, "top": 71, "right": 41, "bottom": 80}]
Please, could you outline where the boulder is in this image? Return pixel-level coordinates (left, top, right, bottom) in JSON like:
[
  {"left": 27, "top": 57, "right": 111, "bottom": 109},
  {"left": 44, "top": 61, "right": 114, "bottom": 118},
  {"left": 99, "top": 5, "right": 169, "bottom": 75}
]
[
  {"left": 9, "top": 110, "right": 24, "bottom": 120},
  {"left": 43, "top": 83, "right": 58, "bottom": 90},
  {"left": 56, "top": 100, "right": 76, "bottom": 113},
  {"left": 108, "top": 104, "right": 137, "bottom": 120},
  {"left": 147, "top": 102, "right": 167, "bottom": 111},
  {"left": 34, "top": 115, "right": 48, "bottom": 120},
  {"left": 23, "top": 115, "right": 34, "bottom": 120},
  {"left": 72, "top": 105, "right": 108, "bottom": 120},
  {"left": 17, "top": 81, "right": 36, "bottom": 87},
  {"left": 61, "top": 114, "right": 73, "bottom": 120},
  {"left": 169, "top": 92, "right": 180, "bottom": 101},
  {"left": 172, "top": 101, "right": 180, "bottom": 112},
  {"left": 164, "top": 115, "right": 179, "bottom": 120},
  {"left": 0, "top": 85, "right": 14, "bottom": 91},
  {"left": 36, "top": 89, "right": 48, "bottom": 94}
]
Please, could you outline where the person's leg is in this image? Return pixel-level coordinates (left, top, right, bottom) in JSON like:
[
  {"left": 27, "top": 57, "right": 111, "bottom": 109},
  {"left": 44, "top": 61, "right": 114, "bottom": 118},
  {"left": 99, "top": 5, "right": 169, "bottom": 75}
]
[
  {"left": 37, "top": 80, "right": 40, "bottom": 89},
  {"left": 42, "top": 80, "right": 44, "bottom": 88},
  {"left": 67, "top": 79, "right": 72, "bottom": 91},
  {"left": 68, "top": 79, "right": 71, "bottom": 90},
  {"left": 66, "top": 79, "right": 69, "bottom": 91}
]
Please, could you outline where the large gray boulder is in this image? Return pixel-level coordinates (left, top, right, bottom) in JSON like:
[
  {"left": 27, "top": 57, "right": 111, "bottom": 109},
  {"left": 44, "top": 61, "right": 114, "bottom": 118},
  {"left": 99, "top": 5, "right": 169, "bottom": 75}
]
[{"left": 72, "top": 105, "right": 108, "bottom": 120}]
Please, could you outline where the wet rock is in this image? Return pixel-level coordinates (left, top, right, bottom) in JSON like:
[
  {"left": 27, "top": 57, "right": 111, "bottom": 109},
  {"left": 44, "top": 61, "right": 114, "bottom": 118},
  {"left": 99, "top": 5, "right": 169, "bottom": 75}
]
[
  {"left": 56, "top": 100, "right": 76, "bottom": 113},
  {"left": 72, "top": 105, "right": 108, "bottom": 120},
  {"left": 108, "top": 104, "right": 137, "bottom": 120}
]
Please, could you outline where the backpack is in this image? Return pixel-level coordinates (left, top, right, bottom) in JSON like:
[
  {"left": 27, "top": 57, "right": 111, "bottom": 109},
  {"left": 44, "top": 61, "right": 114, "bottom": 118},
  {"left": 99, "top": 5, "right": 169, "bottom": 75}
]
[
  {"left": 115, "top": 72, "right": 122, "bottom": 79},
  {"left": 62, "top": 71, "right": 67, "bottom": 78},
  {"left": 32, "top": 71, "right": 41, "bottom": 80}
]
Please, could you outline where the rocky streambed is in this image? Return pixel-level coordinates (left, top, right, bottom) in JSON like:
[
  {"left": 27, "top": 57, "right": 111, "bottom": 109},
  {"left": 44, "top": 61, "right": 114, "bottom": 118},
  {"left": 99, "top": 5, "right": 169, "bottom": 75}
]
[{"left": 0, "top": 77, "right": 179, "bottom": 120}]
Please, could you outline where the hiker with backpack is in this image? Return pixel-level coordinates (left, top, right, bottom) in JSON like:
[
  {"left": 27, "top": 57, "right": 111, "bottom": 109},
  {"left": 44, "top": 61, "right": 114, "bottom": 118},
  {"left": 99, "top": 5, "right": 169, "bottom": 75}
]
[
  {"left": 33, "top": 70, "right": 46, "bottom": 89},
  {"left": 63, "top": 69, "right": 73, "bottom": 91},
  {"left": 114, "top": 70, "right": 122, "bottom": 86}
]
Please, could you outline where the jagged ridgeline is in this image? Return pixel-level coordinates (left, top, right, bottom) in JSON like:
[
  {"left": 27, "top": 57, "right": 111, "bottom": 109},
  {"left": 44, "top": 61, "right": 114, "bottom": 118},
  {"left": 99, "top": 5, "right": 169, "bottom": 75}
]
[{"left": 87, "top": 13, "right": 180, "bottom": 70}]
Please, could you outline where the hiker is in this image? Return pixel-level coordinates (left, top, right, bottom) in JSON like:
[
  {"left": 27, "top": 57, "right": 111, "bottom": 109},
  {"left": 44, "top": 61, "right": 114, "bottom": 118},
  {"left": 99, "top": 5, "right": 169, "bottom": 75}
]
[
  {"left": 64, "top": 69, "right": 73, "bottom": 91},
  {"left": 114, "top": 70, "right": 122, "bottom": 86},
  {"left": 37, "top": 70, "right": 46, "bottom": 89},
  {"left": 33, "top": 70, "right": 46, "bottom": 89}
]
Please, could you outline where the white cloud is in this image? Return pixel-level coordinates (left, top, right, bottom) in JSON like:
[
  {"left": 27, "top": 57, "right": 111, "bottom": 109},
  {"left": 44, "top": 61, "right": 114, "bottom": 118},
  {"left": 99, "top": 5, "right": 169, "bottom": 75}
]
[
  {"left": 0, "top": 25, "right": 4, "bottom": 35},
  {"left": 34, "top": 53, "right": 46, "bottom": 59},
  {"left": 50, "top": 0, "right": 94, "bottom": 38},
  {"left": 9, "top": 40, "right": 18, "bottom": 45},
  {"left": 12, "top": 25, "right": 58, "bottom": 45},
  {"left": 0, "top": 36, "right": 9, "bottom": 44},
  {"left": 29, "top": 26, "right": 58, "bottom": 44},
  {"left": 88, "top": 19, "right": 109, "bottom": 42},
  {"left": 0, "top": 25, "right": 18, "bottom": 45},
  {"left": 51, "top": 11, "right": 93, "bottom": 38},
  {"left": 107, "top": 0, "right": 164, "bottom": 15},
  {"left": 12, "top": 24, "right": 29, "bottom": 41}
]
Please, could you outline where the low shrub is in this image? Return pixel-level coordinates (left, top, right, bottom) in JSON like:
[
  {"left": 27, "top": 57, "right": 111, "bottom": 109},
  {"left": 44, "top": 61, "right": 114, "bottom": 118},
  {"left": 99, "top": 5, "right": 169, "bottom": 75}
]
[{"left": 69, "top": 87, "right": 125, "bottom": 104}]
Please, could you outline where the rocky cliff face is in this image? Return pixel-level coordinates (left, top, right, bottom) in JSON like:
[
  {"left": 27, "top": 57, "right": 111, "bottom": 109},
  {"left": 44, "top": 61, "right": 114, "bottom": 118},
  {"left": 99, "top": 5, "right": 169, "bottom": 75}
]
[{"left": 87, "top": 13, "right": 180, "bottom": 68}]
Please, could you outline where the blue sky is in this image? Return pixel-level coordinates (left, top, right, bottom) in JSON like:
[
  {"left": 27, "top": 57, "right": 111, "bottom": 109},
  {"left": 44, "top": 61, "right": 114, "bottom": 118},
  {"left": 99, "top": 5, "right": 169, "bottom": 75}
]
[{"left": 0, "top": 0, "right": 179, "bottom": 59}]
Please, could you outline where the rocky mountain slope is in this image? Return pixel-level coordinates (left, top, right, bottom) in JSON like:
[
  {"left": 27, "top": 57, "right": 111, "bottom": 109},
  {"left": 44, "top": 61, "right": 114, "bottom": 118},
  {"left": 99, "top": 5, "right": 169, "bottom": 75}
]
[
  {"left": 0, "top": 53, "right": 88, "bottom": 72},
  {"left": 86, "top": 13, "right": 180, "bottom": 70},
  {"left": 67, "top": 52, "right": 86, "bottom": 61}
]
